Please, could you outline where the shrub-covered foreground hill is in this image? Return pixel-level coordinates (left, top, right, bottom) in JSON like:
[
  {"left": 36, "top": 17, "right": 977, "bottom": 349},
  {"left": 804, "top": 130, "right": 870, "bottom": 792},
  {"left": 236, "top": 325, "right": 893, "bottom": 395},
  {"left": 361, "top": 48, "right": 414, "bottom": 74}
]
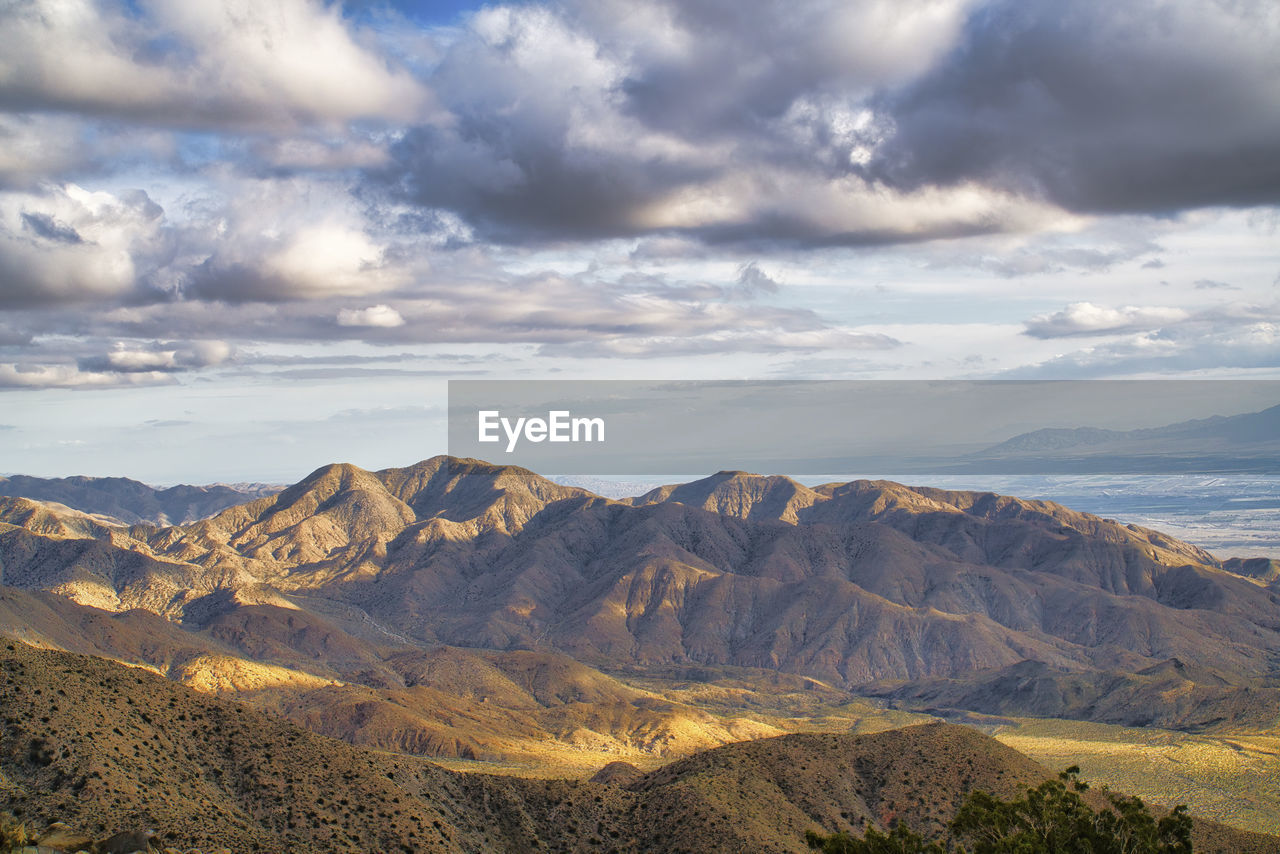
[{"left": 3, "top": 641, "right": 1277, "bottom": 854}]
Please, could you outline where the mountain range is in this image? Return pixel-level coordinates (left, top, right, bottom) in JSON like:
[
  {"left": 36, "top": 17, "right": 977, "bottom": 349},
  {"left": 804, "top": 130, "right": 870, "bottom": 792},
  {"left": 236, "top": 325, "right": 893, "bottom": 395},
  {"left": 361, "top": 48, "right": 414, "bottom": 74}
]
[
  {"left": 958, "top": 402, "right": 1280, "bottom": 473},
  {"left": 0, "top": 474, "right": 281, "bottom": 526},
  {"left": 2, "top": 455, "right": 1279, "bottom": 844}
]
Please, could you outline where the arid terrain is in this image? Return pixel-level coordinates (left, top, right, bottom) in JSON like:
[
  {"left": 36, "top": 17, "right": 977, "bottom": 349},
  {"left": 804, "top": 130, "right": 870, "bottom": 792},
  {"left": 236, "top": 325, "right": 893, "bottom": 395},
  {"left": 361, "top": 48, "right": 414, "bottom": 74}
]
[
  {"left": 2, "top": 456, "right": 1278, "bottom": 848},
  {"left": 4, "top": 641, "right": 1277, "bottom": 853}
]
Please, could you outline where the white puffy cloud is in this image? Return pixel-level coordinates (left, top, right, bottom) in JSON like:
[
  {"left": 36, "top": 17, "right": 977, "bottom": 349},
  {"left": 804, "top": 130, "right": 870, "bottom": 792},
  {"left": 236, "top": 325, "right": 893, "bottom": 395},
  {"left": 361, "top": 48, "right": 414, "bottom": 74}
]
[
  {"left": 337, "top": 304, "right": 405, "bottom": 328},
  {"left": 0, "top": 183, "right": 165, "bottom": 306},
  {"left": 0, "top": 0, "right": 430, "bottom": 128},
  {"left": 1009, "top": 301, "right": 1280, "bottom": 376},
  {"left": 1024, "top": 303, "right": 1191, "bottom": 338},
  {"left": 81, "top": 340, "right": 233, "bottom": 372},
  {"left": 0, "top": 362, "right": 176, "bottom": 389}
]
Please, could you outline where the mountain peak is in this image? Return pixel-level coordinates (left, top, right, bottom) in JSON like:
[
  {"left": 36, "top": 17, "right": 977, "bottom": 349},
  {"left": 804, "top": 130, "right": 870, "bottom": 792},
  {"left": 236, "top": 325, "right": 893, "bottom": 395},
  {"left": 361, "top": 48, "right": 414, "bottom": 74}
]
[{"left": 628, "top": 470, "right": 820, "bottom": 522}]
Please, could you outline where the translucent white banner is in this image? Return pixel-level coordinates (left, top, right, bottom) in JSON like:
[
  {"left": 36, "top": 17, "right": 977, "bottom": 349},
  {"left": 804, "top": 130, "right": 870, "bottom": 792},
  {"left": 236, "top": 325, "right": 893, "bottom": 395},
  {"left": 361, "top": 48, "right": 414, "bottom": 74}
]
[{"left": 448, "top": 380, "right": 1280, "bottom": 475}]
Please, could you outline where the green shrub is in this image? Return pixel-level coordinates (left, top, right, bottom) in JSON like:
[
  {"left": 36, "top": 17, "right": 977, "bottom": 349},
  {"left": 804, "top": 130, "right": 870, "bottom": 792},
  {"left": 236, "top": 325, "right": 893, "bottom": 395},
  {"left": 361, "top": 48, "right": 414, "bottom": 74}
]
[{"left": 805, "top": 768, "right": 1193, "bottom": 854}]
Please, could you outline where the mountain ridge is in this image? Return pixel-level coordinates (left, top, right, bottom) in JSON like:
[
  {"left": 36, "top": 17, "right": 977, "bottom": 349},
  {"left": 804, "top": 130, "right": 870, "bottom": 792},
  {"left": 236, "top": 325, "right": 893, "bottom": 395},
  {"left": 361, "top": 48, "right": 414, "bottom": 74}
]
[
  {"left": 4, "top": 639, "right": 1275, "bottom": 853},
  {"left": 0, "top": 473, "right": 281, "bottom": 526},
  {"left": 1, "top": 456, "right": 1277, "bottom": 768}
]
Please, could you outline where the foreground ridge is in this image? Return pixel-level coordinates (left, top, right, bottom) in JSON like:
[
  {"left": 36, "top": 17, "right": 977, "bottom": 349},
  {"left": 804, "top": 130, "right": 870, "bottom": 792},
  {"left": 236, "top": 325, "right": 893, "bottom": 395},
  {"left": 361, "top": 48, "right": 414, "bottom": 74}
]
[{"left": 3, "top": 640, "right": 1275, "bottom": 853}]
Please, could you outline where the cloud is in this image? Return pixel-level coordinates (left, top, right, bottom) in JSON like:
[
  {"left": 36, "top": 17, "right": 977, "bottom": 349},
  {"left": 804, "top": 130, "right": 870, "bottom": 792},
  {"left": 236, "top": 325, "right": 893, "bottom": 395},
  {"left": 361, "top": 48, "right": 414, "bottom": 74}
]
[
  {"left": 1, "top": 249, "right": 889, "bottom": 385},
  {"left": 175, "top": 178, "right": 418, "bottom": 302},
  {"left": 370, "top": 0, "right": 1280, "bottom": 247},
  {"left": 0, "top": 338, "right": 237, "bottom": 390},
  {"left": 72, "top": 266, "right": 839, "bottom": 347},
  {"left": 1194, "top": 279, "right": 1239, "bottom": 291},
  {"left": 539, "top": 327, "right": 901, "bottom": 359},
  {"left": 918, "top": 219, "right": 1162, "bottom": 276},
  {"left": 0, "top": 363, "right": 177, "bottom": 389},
  {"left": 863, "top": 0, "right": 1280, "bottom": 213},
  {"left": 0, "top": 177, "right": 425, "bottom": 309},
  {"left": 734, "top": 262, "right": 780, "bottom": 299},
  {"left": 0, "top": 183, "right": 166, "bottom": 307},
  {"left": 1008, "top": 323, "right": 1280, "bottom": 378},
  {"left": 20, "top": 211, "right": 83, "bottom": 243},
  {"left": 1010, "top": 301, "right": 1280, "bottom": 376},
  {"left": 188, "top": 223, "right": 401, "bottom": 302},
  {"left": 375, "top": 0, "right": 1075, "bottom": 246},
  {"left": 337, "top": 304, "right": 405, "bottom": 327},
  {"left": 0, "top": 115, "right": 93, "bottom": 187},
  {"left": 1, "top": 0, "right": 1275, "bottom": 394},
  {"left": 1024, "top": 303, "right": 1191, "bottom": 338},
  {"left": 75, "top": 339, "right": 232, "bottom": 374},
  {"left": 0, "top": 0, "right": 430, "bottom": 129},
  {"left": 0, "top": 324, "right": 33, "bottom": 346}
]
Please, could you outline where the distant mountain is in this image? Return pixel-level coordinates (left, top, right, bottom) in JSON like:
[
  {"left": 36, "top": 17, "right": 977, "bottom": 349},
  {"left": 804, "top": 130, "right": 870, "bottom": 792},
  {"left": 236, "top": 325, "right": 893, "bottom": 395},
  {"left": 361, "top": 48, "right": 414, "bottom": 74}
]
[
  {"left": 869, "top": 658, "right": 1280, "bottom": 731},
  {"left": 969, "top": 403, "right": 1280, "bottom": 472},
  {"left": 1224, "top": 556, "right": 1280, "bottom": 583},
  {"left": 0, "top": 473, "right": 281, "bottom": 525},
  {"left": 4, "top": 641, "right": 1273, "bottom": 853}
]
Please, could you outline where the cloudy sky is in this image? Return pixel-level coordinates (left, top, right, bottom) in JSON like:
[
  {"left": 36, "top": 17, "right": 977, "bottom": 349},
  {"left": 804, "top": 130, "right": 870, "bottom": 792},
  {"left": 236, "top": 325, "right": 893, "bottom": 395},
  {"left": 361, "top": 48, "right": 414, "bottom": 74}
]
[{"left": 1, "top": 0, "right": 1278, "bottom": 482}]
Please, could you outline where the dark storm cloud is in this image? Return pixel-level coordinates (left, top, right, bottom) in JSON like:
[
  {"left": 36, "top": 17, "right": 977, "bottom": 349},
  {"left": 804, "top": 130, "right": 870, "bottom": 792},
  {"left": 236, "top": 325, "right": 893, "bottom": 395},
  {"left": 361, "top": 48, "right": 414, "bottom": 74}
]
[
  {"left": 863, "top": 0, "right": 1280, "bottom": 214},
  {"left": 368, "top": 0, "right": 1280, "bottom": 247},
  {"left": 580, "top": 0, "right": 948, "bottom": 140},
  {"left": 0, "top": 325, "right": 34, "bottom": 346},
  {"left": 374, "top": 0, "right": 1000, "bottom": 246},
  {"left": 386, "top": 122, "right": 715, "bottom": 241}
]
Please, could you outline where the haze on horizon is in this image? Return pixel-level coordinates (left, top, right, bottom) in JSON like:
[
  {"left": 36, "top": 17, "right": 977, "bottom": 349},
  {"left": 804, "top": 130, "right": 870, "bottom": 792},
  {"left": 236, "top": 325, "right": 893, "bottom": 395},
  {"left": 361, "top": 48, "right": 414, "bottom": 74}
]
[{"left": 1, "top": 0, "right": 1278, "bottom": 483}]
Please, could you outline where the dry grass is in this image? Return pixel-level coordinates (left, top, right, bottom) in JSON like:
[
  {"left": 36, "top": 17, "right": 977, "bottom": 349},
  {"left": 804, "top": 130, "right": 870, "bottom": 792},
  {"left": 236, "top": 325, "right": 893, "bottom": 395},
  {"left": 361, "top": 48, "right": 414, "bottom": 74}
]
[{"left": 994, "top": 717, "right": 1280, "bottom": 835}]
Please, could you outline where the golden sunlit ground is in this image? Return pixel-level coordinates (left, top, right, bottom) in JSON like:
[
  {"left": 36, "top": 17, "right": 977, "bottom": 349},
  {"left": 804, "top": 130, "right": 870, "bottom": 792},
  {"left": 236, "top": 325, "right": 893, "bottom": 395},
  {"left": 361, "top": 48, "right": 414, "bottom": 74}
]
[
  {"left": 993, "top": 718, "right": 1280, "bottom": 835},
  {"left": 426, "top": 670, "right": 1280, "bottom": 838}
]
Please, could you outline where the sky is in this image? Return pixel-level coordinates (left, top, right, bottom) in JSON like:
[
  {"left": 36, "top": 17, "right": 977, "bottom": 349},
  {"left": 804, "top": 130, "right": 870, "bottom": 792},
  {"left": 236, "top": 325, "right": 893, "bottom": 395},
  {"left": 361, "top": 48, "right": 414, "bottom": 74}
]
[{"left": 1, "top": 0, "right": 1278, "bottom": 483}]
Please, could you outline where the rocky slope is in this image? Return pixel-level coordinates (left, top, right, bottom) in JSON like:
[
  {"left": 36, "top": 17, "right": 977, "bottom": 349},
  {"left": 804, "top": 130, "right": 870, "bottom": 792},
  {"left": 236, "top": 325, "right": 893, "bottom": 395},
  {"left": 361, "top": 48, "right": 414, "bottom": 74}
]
[
  {"left": 868, "top": 658, "right": 1280, "bottom": 730},
  {"left": 1, "top": 456, "right": 1277, "bottom": 736},
  {"left": 0, "top": 586, "right": 793, "bottom": 768},
  {"left": 3, "top": 641, "right": 1275, "bottom": 853}
]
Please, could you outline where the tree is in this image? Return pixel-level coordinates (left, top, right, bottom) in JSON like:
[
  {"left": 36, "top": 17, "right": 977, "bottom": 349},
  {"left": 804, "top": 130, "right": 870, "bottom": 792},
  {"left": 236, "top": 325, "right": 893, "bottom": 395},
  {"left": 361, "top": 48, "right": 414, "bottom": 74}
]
[
  {"left": 804, "top": 768, "right": 1193, "bottom": 854},
  {"left": 806, "top": 821, "right": 944, "bottom": 853},
  {"left": 950, "top": 766, "right": 1193, "bottom": 854}
]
